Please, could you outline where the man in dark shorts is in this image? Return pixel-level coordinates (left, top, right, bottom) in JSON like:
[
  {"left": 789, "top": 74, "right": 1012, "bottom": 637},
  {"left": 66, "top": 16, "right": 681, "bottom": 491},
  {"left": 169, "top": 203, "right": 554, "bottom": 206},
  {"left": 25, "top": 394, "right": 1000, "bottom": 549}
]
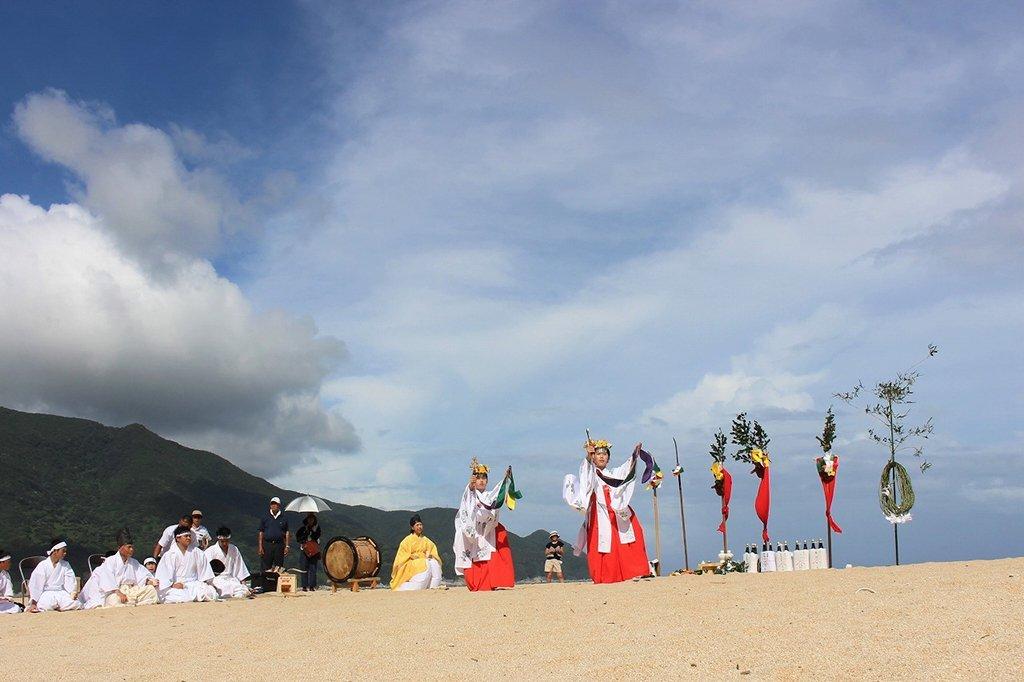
[{"left": 545, "top": 531, "right": 565, "bottom": 583}]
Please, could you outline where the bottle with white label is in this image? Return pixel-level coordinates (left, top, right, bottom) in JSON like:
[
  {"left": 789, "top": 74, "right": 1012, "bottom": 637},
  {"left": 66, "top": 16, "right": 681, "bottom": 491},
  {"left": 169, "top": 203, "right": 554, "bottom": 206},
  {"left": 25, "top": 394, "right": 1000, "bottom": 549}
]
[
  {"left": 760, "top": 541, "right": 776, "bottom": 572},
  {"left": 793, "top": 540, "right": 809, "bottom": 570},
  {"left": 818, "top": 538, "right": 829, "bottom": 569},
  {"left": 775, "top": 542, "right": 788, "bottom": 571}
]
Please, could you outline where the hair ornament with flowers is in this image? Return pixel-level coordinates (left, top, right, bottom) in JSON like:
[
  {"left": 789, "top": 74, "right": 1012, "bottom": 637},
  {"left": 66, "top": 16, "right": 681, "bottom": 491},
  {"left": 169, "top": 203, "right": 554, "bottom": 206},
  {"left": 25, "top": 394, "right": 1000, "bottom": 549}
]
[{"left": 470, "top": 457, "right": 489, "bottom": 476}]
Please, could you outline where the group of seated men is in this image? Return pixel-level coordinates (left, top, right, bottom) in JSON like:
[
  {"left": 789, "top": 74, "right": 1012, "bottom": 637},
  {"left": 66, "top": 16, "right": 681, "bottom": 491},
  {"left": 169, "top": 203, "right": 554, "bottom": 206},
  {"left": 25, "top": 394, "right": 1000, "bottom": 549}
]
[{"left": 0, "top": 520, "right": 253, "bottom": 613}]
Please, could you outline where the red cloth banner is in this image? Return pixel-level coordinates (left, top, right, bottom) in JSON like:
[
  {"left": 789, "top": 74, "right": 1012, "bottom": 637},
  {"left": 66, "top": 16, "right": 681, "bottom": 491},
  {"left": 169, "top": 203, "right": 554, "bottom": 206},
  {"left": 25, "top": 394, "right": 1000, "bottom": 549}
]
[
  {"left": 754, "top": 465, "right": 771, "bottom": 543},
  {"left": 819, "top": 456, "right": 843, "bottom": 533},
  {"left": 716, "top": 467, "right": 733, "bottom": 534}
]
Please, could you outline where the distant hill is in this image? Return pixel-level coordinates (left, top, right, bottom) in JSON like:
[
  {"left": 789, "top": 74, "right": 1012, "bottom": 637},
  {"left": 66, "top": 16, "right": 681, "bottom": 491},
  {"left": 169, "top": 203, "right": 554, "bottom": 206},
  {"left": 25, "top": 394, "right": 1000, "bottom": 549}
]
[{"left": 0, "top": 407, "right": 585, "bottom": 582}]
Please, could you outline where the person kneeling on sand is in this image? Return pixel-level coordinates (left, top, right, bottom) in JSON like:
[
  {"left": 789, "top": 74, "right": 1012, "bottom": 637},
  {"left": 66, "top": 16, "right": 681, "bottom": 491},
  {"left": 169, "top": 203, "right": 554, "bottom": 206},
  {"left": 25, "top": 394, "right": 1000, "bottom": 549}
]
[
  {"left": 205, "top": 527, "right": 253, "bottom": 599},
  {"left": 391, "top": 514, "right": 443, "bottom": 591},
  {"left": 80, "top": 528, "right": 159, "bottom": 609},
  {"left": 155, "top": 525, "right": 217, "bottom": 603},
  {"left": 28, "top": 538, "right": 81, "bottom": 612},
  {"left": 0, "top": 549, "right": 23, "bottom": 613}
]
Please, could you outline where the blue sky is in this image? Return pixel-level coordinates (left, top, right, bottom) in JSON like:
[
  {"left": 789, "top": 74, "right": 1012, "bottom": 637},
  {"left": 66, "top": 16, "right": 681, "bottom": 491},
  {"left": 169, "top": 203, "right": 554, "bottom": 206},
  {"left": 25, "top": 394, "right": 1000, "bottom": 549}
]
[{"left": 1, "top": 1, "right": 1022, "bottom": 569}]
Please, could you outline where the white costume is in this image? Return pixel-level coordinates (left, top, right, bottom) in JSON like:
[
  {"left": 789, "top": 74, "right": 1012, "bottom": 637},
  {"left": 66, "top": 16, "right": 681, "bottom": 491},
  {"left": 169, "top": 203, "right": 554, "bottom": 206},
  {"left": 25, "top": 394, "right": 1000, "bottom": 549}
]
[
  {"left": 155, "top": 542, "right": 216, "bottom": 603},
  {"left": 204, "top": 543, "right": 250, "bottom": 598},
  {"left": 79, "top": 553, "right": 159, "bottom": 609},
  {"left": 28, "top": 554, "right": 80, "bottom": 611},
  {"left": 563, "top": 455, "right": 638, "bottom": 555},
  {"left": 453, "top": 479, "right": 503, "bottom": 575},
  {"left": 0, "top": 568, "right": 20, "bottom": 614}
]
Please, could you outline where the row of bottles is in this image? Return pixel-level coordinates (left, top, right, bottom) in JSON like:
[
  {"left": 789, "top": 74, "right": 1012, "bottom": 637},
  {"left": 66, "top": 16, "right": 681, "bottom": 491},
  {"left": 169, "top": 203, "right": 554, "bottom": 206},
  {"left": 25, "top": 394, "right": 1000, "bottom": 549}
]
[{"left": 743, "top": 540, "right": 829, "bottom": 572}]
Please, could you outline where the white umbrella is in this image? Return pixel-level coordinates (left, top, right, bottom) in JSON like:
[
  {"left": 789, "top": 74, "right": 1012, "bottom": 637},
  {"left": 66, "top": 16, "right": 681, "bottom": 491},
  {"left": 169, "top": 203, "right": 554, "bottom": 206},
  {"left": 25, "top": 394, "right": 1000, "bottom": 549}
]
[{"left": 284, "top": 495, "right": 332, "bottom": 513}]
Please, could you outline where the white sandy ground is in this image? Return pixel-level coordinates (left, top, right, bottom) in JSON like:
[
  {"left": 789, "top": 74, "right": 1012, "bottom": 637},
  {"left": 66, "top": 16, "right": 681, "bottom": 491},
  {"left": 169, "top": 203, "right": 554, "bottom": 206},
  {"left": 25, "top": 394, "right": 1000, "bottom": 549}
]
[{"left": 2, "top": 558, "right": 1022, "bottom": 681}]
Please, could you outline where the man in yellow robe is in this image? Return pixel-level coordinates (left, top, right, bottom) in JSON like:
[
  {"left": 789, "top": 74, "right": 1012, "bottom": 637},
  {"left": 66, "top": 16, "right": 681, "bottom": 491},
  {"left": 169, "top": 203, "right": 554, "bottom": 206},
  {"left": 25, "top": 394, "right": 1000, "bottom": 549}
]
[{"left": 391, "top": 514, "right": 443, "bottom": 590}]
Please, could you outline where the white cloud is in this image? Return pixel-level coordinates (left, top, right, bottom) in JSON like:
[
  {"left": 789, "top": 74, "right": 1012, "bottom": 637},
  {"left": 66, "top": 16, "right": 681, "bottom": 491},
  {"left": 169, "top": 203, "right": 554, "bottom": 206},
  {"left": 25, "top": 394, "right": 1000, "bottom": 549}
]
[
  {"left": 0, "top": 193, "right": 357, "bottom": 475},
  {"left": 13, "top": 89, "right": 238, "bottom": 265}
]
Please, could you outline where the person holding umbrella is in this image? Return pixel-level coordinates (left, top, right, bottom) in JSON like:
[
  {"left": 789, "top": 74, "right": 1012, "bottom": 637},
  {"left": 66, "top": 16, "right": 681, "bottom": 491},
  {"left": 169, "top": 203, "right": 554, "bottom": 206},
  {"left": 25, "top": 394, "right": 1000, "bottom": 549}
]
[
  {"left": 284, "top": 495, "right": 331, "bottom": 592},
  {"left": 295, "top": 513, "right": 322, "bottom": 592}
]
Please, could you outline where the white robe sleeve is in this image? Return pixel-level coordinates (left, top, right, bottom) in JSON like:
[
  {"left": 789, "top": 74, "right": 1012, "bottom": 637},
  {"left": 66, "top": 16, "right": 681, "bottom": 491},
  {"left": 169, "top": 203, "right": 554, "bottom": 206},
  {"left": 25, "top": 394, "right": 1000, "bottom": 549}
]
[
  {"left": 230, "top": 546, "right": 250, "bottom": 582},
  {"left": 154, "top": 552, "right": 176, "bottom": 588},
  {"left": 61, "top": 562, "right": 77, "bottom": 594},
  {"left": 28, "top": 563, "right": 46, "bottom": 600},
  {"left": 94, "top": 559, "right": 118, "bottom": 596},
  {"left": 195, "top": 551, "right": 215, "bottom": 583}
]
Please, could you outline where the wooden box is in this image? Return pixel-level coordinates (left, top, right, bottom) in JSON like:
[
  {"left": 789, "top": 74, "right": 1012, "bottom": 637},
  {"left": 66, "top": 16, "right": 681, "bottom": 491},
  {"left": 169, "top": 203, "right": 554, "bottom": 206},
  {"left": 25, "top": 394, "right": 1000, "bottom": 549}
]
[{"left": 276, "top": 573, "right": 297, "bottom": 594}]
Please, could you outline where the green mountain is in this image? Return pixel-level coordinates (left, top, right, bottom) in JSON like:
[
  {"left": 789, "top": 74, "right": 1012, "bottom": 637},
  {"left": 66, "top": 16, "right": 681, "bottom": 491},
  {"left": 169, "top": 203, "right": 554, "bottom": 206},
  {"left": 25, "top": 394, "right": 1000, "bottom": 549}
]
[{"left": 0, "top": 406, "right": 585, "bottom": 582}]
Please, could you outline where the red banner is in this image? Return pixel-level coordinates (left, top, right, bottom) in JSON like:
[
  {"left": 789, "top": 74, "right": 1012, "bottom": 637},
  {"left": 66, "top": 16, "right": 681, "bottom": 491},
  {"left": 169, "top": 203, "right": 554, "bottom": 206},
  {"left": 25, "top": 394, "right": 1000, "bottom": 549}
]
[
  {"left": 754, "top": 465, "right": 771, "bottom": 543},
  {"left": 716, "top": 467, "right": 733, "bottom": 534},
  {"left": 818, "top": 456, "right": 842, "bottom": 533}
]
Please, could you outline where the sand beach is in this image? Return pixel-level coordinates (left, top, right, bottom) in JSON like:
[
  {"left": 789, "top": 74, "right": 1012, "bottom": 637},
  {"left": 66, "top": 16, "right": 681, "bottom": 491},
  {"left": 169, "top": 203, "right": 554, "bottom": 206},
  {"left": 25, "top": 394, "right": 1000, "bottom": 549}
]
[{"left": 2, "top": 557, "right": 1022, "bottom": 680}]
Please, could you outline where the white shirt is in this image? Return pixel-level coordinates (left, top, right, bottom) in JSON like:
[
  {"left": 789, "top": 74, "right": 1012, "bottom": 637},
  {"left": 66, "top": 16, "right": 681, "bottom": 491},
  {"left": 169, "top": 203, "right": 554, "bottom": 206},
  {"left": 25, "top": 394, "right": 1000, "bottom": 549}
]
[{"left": 191, "top": 525, "right": 212, "bottom": 549}]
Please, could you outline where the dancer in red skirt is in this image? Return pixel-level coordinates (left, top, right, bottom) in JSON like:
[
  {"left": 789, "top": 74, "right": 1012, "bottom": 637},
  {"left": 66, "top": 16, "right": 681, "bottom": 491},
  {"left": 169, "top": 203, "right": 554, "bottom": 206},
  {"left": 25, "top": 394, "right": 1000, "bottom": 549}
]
[
  {"left": 563, "top": 438, "right": 657, "bottom": 583},
  {"left": 454, "top": 458, "right": 517, "bottom": 591}
]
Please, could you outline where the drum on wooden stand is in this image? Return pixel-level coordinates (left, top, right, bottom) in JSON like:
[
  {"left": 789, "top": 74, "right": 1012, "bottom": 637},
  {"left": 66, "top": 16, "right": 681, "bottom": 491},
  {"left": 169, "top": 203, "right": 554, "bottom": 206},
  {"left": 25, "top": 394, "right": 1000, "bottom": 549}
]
[{"left": 323, "top": 536, "right": 381, "bottom": 585}]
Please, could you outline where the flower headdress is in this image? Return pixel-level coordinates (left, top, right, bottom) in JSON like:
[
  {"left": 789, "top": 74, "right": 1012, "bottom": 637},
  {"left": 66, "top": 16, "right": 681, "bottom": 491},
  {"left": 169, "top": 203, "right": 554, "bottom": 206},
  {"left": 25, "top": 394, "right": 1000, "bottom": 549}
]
[
  {"left": 470, "top": 457, "right": 489, "bottom": 476},
  {"left": 585, "top": 439, "right": 611, "bottom": 450}
]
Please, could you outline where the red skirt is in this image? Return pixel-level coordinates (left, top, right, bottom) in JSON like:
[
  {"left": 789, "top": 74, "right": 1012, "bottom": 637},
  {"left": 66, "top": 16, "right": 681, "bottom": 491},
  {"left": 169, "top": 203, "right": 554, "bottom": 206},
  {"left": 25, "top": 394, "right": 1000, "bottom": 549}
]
[
  {"left": 463, "top": 523, "right": 516, "bottom": 591},
  {"left": 586, "top": 489, "right": 650, "bottom": 584}
]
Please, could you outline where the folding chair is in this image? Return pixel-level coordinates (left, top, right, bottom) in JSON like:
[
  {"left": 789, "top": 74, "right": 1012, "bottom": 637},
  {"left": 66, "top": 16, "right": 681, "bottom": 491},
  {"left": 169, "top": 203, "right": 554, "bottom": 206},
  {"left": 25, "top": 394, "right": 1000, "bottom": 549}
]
[
  {"left": 87, "top": 553, "right": 106, "bottom": 578},
  {"left": 18, "top": 556, "right": 44, "bottom": 607}
]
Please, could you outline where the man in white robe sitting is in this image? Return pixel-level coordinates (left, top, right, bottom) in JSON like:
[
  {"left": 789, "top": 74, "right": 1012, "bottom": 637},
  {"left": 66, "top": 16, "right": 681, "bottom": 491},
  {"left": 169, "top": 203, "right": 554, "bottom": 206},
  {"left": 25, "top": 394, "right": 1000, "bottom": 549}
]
[
  {"left": 0, "top": 549, "right": 23, "bottom": 613},
  {"left": 80, "top": 528, "right": 159, "bottom": 609},
  {"left": 204, "top": 526, "right": 252, "bottom": 599},
  {"left": 154, "top": 525, "right": 217, "bottom": 603},
  {"left": 27, "top": 538, "right": 81, "bottom": 612}
]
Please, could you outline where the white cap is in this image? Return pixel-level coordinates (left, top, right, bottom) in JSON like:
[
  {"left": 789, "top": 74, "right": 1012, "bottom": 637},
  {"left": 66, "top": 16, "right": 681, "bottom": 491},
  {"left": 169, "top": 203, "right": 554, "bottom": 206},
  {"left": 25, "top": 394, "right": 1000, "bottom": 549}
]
[
  {"left": 270, "top": 496, "right": 281, "bottom": 504},
  {"left": 143, "top": 557, "right": 156, "bottom": 565}
]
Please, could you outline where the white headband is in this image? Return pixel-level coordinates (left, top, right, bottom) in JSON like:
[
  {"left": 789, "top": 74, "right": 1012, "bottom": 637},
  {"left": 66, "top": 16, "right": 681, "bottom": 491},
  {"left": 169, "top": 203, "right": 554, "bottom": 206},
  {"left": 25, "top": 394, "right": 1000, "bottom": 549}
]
[
  {"left": 174, "top": 529, "right": 192, "bottom": 538},
  {"left": 0, "top": 554, "right": 10, "bottom": 562},
  {"left": 143, "top": 557, "right": 156, "bottom": 564},
  {"left": 47, "top": 541, "right": 67, "bottom": 556},
  {"left": 217, "top": 535, "right": 231, "bottom": 540}
]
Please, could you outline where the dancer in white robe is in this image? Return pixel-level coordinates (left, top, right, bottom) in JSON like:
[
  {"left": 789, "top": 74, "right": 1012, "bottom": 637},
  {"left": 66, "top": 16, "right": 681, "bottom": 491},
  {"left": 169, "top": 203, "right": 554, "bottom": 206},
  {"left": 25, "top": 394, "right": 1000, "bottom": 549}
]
[
  {"left": 204, "top": 527, "right": 252, "bottom": 599},
  {"left": 27, "top": 539, "right": 81, "bottom": 612},
  {"left": 0, "top": 550, "right": 22, "bottom": 614},
  {"left": 154, "top": 526, "right": 217, "bottom": 603},
  {"left": 80, "top": 529, "right": 159, "bottom": 609}
]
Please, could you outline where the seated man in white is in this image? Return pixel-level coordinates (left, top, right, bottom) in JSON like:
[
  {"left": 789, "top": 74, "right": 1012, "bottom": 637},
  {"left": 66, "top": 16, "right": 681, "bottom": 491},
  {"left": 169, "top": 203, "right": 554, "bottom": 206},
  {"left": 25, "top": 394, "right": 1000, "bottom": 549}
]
[
  {"left": 0, "top": 549, "right": 22, "bottom": 613},
  {"left": 80, "top": 528, "right": 159, "bottom": 609},
  {"left": 154, "top": 525, "right": 217, "bottom": 603},
  {"left": 204, "top": 526, "right": 252, "bottom": 599},
  {"left": 27, "top": 538, "right": 81, "bottom": 612},
  {"left": 143, "top": 557, "right": 157, "bottom": 574}
]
